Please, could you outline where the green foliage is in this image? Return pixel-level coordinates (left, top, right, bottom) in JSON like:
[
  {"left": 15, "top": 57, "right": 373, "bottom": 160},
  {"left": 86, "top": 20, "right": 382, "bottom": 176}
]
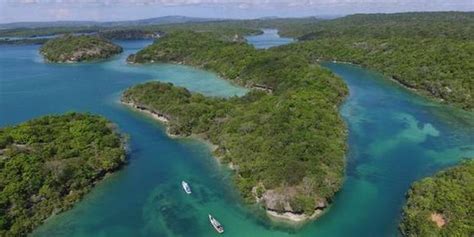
[
  {"left": 268, "top": 12, "right": 474, "bottom": 110},
  {"left": 296, "top": 12, "right": 474, "bottom": 40},
  {"left": 0, "top": 27, "right": 98, "bottom": 38},
  {"left": 284, "top": 37, "right": 474, "bottom": 110},
  {"left": 290, "top": 195, "right": 315, "bottom": 215},
  {"left": 400, "top": 160, "right": 474, "bottom": 237},
  {"left": 97, "top": 29, "right": 159, "bottom": 40},
  {"left": 0, "top": 38, "right": 47, "bottom": 45},
  {"left": 0, "top": 113, "right": 126, "bottom": 236},
  {"left": 123, "top": 31, "right": 348, "bottom": 213},
  {"left": 40, "top": 35, "right": 123, "bottom": 63}
]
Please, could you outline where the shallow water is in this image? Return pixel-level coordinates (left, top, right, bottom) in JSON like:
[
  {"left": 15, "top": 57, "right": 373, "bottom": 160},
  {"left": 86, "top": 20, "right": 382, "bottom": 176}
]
[{"left": 0, "top": 31, "right": 473, "bottom": 237}]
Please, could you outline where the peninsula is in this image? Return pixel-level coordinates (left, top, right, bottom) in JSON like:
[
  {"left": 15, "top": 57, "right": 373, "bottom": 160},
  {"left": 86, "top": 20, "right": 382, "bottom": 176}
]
[
  {"left": 123, "top": 31, "right": 348, "bottom": 221},
  {"left": 278, "top": 12, "right": 474, "bottom": 110},
  {"left": 40, "top": 35, "right": 123, "bottom": 63},
  {"left": 0, "top": 113, "right": 127, "bottom": 236},
  {"left": 400, "top": 160, "right": 474, "bottom": 236}
]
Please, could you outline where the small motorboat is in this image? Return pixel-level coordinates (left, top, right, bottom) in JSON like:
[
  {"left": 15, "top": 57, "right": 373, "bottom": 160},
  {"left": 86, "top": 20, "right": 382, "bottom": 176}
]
[
  {"left": 209, "top": 214, "right": 224, "bottom": 234},
  {"left": 181, "top": 181, "right": 191, "bottom": 194}
]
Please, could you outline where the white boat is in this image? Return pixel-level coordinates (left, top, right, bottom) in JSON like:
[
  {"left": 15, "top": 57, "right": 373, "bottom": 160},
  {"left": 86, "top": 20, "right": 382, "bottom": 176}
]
[
  {"left": 209, "top": 214, "right": 224, "bottom": 234},
  {"left": 181, "top": 181, "right": 191, "bottom": 194}
]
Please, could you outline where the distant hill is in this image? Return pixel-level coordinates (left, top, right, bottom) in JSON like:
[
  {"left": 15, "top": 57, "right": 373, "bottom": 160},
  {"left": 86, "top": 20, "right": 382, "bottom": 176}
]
[{"left": 0, "top": 16, "right": 219, "bottom": 29}]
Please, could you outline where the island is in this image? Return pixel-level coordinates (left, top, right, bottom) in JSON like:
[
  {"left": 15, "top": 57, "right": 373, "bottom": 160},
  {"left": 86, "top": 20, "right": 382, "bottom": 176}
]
[
  {"left": 0, "top": 113, "right": 127, "bottom": 236},
  {"left": 399, "top": 160, "right": 473, "bottom": 236},
  {"left": 40, "top": 35, "right": 123, "bottom": 63},
  {"left": 124, "top": 31, "right": 348, "bottom": 221}
]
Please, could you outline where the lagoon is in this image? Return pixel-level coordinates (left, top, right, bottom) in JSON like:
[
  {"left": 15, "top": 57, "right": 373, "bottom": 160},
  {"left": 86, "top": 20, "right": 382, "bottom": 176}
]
[{"left": 0, "top": 31, "right": 473, "bottom": 236}]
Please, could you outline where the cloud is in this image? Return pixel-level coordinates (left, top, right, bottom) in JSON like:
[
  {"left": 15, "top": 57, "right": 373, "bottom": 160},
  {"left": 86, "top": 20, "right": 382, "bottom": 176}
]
[
  {"left": 6, "top": 0, "right": 469, "bottom": 8},
  {"left": 49, "top": 8, "right": 72, "bottom": 19},
  {"left": 1, "top": 0, "right": 473, "bottom": 23}
]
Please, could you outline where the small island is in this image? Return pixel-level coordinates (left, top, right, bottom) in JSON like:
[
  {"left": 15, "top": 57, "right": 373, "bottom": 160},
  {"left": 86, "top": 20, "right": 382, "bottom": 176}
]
[
  {"left": 0, "top": 113, "right": 127, "bottom": 236},
  {"left": 400, "top": 160, "right": 473, "bottom": 236},
  {"left": 123, "top": 31, "right": 349, "bottom": 222},
  {"left": 40, "top": 35, "right": 123, "bottom": 63}
]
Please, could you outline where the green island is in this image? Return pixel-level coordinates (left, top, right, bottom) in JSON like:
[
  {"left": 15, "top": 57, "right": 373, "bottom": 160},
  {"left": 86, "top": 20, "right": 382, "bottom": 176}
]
[
  {"left": 40, "top": 35, "right": 123, "bottom": 63},
  {"left": 0, "top": 113, "right": 126, "bottom": 236},
  {"left": 400, "top": 160, "right": 474, "bottom": 236},
  {"left": 123, "top": 31, "right": 348, "bottom": 221}
]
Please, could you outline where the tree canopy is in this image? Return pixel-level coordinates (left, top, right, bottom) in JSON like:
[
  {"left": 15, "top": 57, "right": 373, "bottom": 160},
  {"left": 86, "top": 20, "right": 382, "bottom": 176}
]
[
  {"left": 40, "top": 35, "right": 123, "bottom": 63},
  {"left": 400, "top": 160, "right": 474, "bottom": 236},
  {"left": 0, "top": 113, "right": 126, "bottom": 236}
]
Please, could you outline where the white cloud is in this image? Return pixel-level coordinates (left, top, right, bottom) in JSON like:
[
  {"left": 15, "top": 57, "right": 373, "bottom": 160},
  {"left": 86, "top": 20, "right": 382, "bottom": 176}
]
[
  {"left": 4, "top": 0, "right": 470, "bottom": 8},
  {"left": 1, "top": 0, "right": 473, "bottom": 23}
]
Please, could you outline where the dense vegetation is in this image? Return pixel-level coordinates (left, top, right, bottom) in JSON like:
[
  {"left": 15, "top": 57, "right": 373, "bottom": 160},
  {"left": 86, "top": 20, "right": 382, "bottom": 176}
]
[
  {"left": 0, "top": 27, "right": 98, "bottom": 38},
  {"left": 40, "top": 35, "right": 123, "bottom": 63},
  {"left": 0, "top": 38, "right": 47, "bottom": 45},
  {"left": 277, "top": 12, "right": 474, "bottom": 110},
  {"left": 283, "top": 37, "right": 473, "bottom": 110},
  {"left": 124, "top": 31, "right": 348, "bottom": 216},
  {"left": 294, "top": 12, "right": 474, "bottom": 40},
  {"left": 400, "top": 160, "right": 474, "bottom": 236},
  {"left": 97, "top": 29, "right": 160, "bottom": 40},
  {"left": 0, "top": 113, "right": 126, "bottom": 236}
]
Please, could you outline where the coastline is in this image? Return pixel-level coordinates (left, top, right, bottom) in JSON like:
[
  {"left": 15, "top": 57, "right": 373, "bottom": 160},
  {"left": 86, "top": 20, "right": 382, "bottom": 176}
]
[
  {"left": 121, "top": 100, "right": 219, "bottom": 151},
  {"left": 322, "top": 60, "right": 460, "bottom": 108},
  {"left": 126, "top": 58, "right": 251, "bottom": 92},
  {"left": 266, "top": 209, "right": 323, "bottom": 223},
  {"left": 121, "top": 99, "right": 324, "bottom": 224},
  {"left": 122, "top": 100, "right": 170, "bottom": 124}
]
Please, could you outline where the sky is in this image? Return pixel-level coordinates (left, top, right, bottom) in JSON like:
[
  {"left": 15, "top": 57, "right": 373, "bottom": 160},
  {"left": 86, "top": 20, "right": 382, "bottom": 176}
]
[{"left": 0, "top": 0, "right": 473, "bottom": 23}]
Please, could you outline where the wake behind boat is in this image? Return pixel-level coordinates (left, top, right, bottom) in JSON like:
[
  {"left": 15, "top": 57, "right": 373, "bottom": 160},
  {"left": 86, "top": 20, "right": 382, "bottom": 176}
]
[
  {"left": 181, "top": 181, "right": 191, "bottom": 194},
  {"left": 209, "top": 214, "right": 224, "bottom": 234}
]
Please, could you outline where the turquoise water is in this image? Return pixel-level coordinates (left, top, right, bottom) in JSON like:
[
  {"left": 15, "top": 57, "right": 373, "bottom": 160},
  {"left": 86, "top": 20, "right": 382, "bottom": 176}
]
[
  {"left": 245, "top": 29, "right": 294, "bottom": 49},
  {"left": 0, "top": 32, "right": 473, "bottom": 237}
]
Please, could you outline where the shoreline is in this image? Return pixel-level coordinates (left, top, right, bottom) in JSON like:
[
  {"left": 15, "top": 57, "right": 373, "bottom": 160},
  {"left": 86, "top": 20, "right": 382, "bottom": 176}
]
[
  {"left": 122, "top": 100, "right": 170, "bottom": 124},
  {"left": 126, "top": 58, "right": 251, "bottom": 92},
  {"left": 322, "top": 60, "right": 459, "bottom": 108},
  {"left": 121, "top": 100, "right": 219, "bottom": 151},
  {"left": 121, "top": 99, "right": 323, "bottom": 224},
  {"left": 266, "top": 209, "right": 324, "bottom": 223}
]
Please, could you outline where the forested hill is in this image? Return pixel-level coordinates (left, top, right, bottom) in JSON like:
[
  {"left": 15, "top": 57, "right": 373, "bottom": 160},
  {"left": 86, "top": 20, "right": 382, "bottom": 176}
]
[
  {"left": 124, "top": 31, "right": 348, "bottom": 218},
  {"left": 40, "top": 35, "right": 123, "bottom": 63},
  {"left": 292, "top": 12, "right": 474, "bottom": 40},
  {"left": 280, "top": 12, "right": 474, "bottom": 110},
  {"left": 0, "top": 113, "right": 126, "bottom": 236},
  {"left": 400, "top": 160, "right": 474, "bottom": 236}
]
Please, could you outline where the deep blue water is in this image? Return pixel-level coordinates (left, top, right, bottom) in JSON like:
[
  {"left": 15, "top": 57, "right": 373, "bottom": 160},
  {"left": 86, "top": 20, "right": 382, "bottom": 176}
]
[{"left": 0, "top": 31, "right": 473, "bottom": 237}]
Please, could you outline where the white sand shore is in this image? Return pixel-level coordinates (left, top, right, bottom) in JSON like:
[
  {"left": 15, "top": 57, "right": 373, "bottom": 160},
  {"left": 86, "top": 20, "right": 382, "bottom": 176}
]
[
  {"left": 122, "top": 100, "right": 220, "bottom": 152},
  {"left": 122, "top": 101, "right": 170, "bottom": 123},
  {"left": 266, "top": 209, "right": 323, "bottom": 223}
]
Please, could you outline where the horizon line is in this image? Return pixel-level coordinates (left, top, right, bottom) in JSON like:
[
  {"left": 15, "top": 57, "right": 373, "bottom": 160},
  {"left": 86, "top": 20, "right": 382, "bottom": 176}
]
[{"left": 1, "top": 10, "right": 472, "bottom": 25}]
